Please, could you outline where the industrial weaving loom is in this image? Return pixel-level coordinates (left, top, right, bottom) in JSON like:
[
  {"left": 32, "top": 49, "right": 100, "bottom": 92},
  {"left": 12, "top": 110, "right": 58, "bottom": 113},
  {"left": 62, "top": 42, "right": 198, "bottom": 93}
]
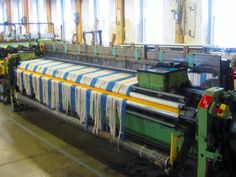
[
  {"left": 10, "top": 42, "right": 236, "bottom": 177},
  {"left": 16, "top": 59, "right": 140, "bottom": 139}
]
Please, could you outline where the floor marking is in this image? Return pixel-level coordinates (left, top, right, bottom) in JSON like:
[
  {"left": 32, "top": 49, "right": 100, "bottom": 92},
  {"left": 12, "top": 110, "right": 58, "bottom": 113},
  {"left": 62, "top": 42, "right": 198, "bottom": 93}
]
[{"left": 5, "top": 111, "right": 106, "bottom": 177}]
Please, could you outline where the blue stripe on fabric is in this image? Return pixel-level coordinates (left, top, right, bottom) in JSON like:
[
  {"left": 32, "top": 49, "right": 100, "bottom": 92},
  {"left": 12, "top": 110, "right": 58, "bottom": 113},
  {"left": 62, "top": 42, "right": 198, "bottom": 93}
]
[
  {"left": 58, "top": 82, "right": 63, "bottom": 112},
  {"left": 29, "top": 74, "right": 33, "bottom": 96},
  {"left": 52, "top": 65, "right": 75, "bottom": 76},
  {"left": 21, "top": 72, "right": 24, "bottom": 90},
  {"left": 42, "top": 63, "right": 63, "bottom": 74},
  {"left": 100, "top": 94, "right": 107, "bottom": 130},
  {"left": 121, "top": 100, "right": 127, "bottom": 142},
  {"left": 85, "top": 90, "right": 91, "bottom": 129},
  {"left": 24, "top": 60, "right": 46, "bottom": 69},
  {"left": 32, "top": 61, "right": 55, "bottom": 72},
  {"left": 70, "top": 86, "right": 76, "bottom": 113},
  {"left": 106, "top": 75, "right": 134, "bottom": 92},
  {"left": 126, "top": 86, "right": 132, "bottom": 96},
  {"left": 48, "top": 79, "right": 52, "bottom": 108},
  {"left": 75, "top": 69, "right": 102, "bottom": 83},
  {"left": 33, "top": 65, "right": 39, "bottom": 72},
  {"left": 62, "top": 66, "right": 89, "bottom": 80},
  {"left": 90, "top": 71, "right": 118, "bottom": 87},
  {"left": 23, "top": 61, "right": 42, "bottom": 69},
  {"left": 106, "top": 82, "right": 115, "bottom": 92},
  {"left": 25, "top": 63, "right": 32, "bottom": 70},
  {"left": 39, "top": 77, "right": 43, "bottom": 103},
  {"left": 62, "top": 72, "right": 70, "bottom": 80}
]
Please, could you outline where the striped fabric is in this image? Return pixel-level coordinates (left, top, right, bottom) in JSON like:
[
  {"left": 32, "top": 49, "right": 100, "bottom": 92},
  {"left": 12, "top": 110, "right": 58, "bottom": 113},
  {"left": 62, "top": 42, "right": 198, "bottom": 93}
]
[
  {"left": 16, "top": 59, "right": 130, "bottom": 141},
  {"left": 18, "top": 59, "right": 137, "bottom": 95}
]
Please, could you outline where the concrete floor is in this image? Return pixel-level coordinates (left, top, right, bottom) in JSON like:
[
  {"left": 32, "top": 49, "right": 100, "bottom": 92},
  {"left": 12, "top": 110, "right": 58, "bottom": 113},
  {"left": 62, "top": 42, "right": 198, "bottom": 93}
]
[{"left": 0, "top": 103, "right": 164, "bottom": 177}]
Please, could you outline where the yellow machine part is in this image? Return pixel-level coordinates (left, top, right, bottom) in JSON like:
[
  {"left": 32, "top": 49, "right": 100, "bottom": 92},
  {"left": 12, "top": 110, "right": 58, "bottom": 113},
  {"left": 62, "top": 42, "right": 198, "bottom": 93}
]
[
  {"left": 0, "top": 60, "right": 5, "bottom": 77},
  {"left": 170, "top": 133, "right": 177, "bottom": 165}
]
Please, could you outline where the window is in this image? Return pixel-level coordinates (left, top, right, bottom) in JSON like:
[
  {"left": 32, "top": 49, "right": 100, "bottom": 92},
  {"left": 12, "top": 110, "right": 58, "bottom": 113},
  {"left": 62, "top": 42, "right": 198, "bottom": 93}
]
[
  {"left": 51, "top": 0, "right": 63, "bottom": 39},
  {"left": 63, "top": 0, "right": 76, "bottom": 41},
  {"left": 0, "top": 2, "right": 6, "bottom": 33},
  {"left": 212, "top": 0, "right": 236, "bottom": 47},
  {"left": 28, "top": 0, "right": 38, "bottom": 35},
  {"left": 38, "top": 0, "right": 48, "bottom": 36},
  {"left": 11, "top": 0, "right": 19, "bottom": 23},
  {"left": 96, "top": 0, "right": 115, "bottom": 45},
  {"left": 143, "top": 0, "right": 163, "bottom": 44},
  {"left": 125, "top": 0, "right": 143, "bottom": 43},
  {"left": 82, "top": 0, "right": 95, "bottom": 44}
]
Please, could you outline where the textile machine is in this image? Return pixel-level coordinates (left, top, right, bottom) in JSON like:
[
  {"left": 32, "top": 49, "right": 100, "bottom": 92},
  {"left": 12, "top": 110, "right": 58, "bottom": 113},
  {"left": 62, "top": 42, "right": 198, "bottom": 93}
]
[
  {"left": 6, "top": 41, "right": 236, "bottom": 177},
  {"left": 0, "top": 41, "right": 44, "bottom": 103}
]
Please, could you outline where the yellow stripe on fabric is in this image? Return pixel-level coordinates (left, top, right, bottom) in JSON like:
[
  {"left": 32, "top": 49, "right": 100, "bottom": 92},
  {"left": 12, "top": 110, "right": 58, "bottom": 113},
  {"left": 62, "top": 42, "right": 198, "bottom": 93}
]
[{"left": 17, "top": 68, "right": 180, "bottom": 114}]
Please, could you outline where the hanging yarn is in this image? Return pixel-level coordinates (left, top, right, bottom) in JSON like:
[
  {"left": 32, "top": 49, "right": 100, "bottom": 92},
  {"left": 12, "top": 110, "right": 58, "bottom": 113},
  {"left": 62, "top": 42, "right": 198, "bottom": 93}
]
[
  {"left": 51, "top": 80, "right": 60, "bottom": 110},
  {"left": 17, "top": 59, "right": 130, "bottom": 140},
  {"left": 61, "top": 83, "right": 71, "bottom": 113},
  {"left": 32, "top": 74, "right": 40, "bottom": 101},
  {"left": 105, "top": 95, "right": 126, "bottom": 141},
  {"left": 75, "top": 87, "right": 88, "bottom": 125},
  {"left": 106, "top": 96, "right": 117, "bottom": 138},
  {"left": 42, "top": 77, "right": 50, "bottom": 105},
  {"left": 89, "top": 91, "right": 102, "bottom": 134},
  {"left": 16, "top": 70, "right": 24, "bottom": 92},
  {"left": 18, "top": 71, "right": 33, "bottom": 97}
]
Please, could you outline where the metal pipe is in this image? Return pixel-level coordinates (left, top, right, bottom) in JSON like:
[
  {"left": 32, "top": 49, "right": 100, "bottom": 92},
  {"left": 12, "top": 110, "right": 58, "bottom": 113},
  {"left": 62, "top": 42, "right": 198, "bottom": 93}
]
[{"left": 16, "top": 93, "right": 169, "bottom": 168}]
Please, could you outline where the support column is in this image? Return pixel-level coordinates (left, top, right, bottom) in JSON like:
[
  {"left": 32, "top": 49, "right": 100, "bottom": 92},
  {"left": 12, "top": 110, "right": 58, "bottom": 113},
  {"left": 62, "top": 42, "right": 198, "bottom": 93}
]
[
  {"left": 5, "top": 0, "right": 12, "bottom": 32},
  {"left": 46, "top": 0, "right": 52, "bottom": 33},
  {"left": 139, "top": 0, "right": 144, "bottom": 43},
  {"left": 36, "top": 0, "right": 40, "bottom": 34},
  {"left": 23, "top": 0, "right": 30, "bottom": 34},
  {"left": 75, "top": 0, "right": 82, "bottom": 43},
  {"left": 207, "top": 0, "right": 213, "bottom": 45},
  {"left": 60, "top": 0, "right": 65, "bottom": 41},
  {"left": 116, "top": 0, "right": 125, "bottom": 44},
  {"left": 175, "top": 0, "right": 186, "bottom": 43}
]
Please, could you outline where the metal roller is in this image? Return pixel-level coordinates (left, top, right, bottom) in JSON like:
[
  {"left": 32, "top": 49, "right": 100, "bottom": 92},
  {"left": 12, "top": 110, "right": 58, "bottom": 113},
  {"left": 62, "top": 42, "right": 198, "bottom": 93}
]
[{"left": 129, "top": 92, "right": 184, "bottom": 109}]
